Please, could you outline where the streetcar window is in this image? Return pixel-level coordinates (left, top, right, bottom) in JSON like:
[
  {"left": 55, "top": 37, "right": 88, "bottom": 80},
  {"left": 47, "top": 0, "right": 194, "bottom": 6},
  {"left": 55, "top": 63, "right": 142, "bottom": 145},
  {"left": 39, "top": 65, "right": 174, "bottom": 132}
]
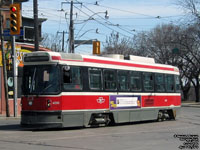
[
  {"left": 130, "top": 71, "right": 142, "bottom": 91},
  {"left": 24, "top": 56, "right": 49, "bottom": 62},
  {"left": 104, "top": 69, "right": 117, "bottom": 90},
  {"left": 63, "top": 66, "right": 82, "bottom": 90},
  {"left": 118, "top": 70, "right": 129, "bottom": 91},
  {"left": 143, "top": 72, "right": 154, "bottom": 91},
  {"left": 175, "top": 75, "right": 181, "bottom": 92},
  {"left": 89, "top": 68, "right": 102, "bottom": 90},
  {"left": 165, "top": 74, "right": 175, "bottom": 92},
  {"left": 23, "top": 65, "right": 60, "bottom": 95},
  {"left": 155, "top": 74, "right": 165, "bottom": 92}
]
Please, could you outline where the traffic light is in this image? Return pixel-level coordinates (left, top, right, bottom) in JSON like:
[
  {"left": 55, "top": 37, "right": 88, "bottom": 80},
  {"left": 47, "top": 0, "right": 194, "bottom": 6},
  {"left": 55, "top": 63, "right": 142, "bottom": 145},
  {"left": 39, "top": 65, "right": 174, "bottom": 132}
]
[
  {"left": 10, "top": 3, "right": 21, "bottom": 35},
  {"left": 93, "top": 41, "right": 100, "bottom": 55}
]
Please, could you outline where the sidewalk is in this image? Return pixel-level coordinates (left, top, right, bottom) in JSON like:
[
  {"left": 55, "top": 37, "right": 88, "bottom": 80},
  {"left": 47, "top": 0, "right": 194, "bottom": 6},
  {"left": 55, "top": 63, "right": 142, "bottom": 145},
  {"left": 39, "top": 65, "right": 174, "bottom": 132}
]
[
  {"left": 181, "top": 101, "right": 200, "bottom": 108},
  {"left": 0, "top": 115, "right": 21, "bottom": 120}
]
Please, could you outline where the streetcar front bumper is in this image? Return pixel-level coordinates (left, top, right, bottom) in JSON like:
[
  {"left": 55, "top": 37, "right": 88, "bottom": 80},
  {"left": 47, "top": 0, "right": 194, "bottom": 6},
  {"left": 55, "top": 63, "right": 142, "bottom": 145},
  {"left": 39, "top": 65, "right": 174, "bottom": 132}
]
[{"left": 21, "top": 111, "right": 63, "bottom": 129}]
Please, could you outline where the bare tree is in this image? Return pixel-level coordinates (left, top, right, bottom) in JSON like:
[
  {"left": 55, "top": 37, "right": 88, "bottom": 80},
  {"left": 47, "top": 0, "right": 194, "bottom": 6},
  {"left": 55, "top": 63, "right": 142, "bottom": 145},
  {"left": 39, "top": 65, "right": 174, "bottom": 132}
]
[
  {"left": 176, "top": 0, "right": 200, "bottom": 20},
  {"left": 41, "top": 33, "right": 64, "bottom": 52},
  {"left": 103, "top": 32, "right": 132, "bottom": 55},
  {"left": 143, "top": 24, "right": 200, "bottom": 102},
  {"left": 103, "top": 23, "right": 200, "bottom": 102},
  {"left": 103, "top": 32, "right": 147, "bottom": 56},
  {"left": 174, "top": 0, "right": 200, "bottom": 102},
  {"left": 179, "top": 25, "right": 200, "bottom": 102}
]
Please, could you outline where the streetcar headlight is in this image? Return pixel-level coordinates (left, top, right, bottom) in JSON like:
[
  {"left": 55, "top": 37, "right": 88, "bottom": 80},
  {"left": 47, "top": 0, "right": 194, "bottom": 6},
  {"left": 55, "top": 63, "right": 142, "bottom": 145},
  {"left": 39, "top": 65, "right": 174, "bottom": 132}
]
[
  {"left": 28, "top": 101, "right": 33, "bottom": 106},
  {"left": 47, "top": 99, "right": 51, "bottom": 107}
]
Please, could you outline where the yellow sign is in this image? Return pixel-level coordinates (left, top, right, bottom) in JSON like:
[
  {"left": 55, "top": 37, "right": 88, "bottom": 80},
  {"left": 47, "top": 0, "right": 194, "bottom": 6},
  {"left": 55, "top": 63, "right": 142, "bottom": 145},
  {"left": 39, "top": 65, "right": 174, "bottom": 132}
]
[
  {"left": 0, "top": 51, "right": 2, "bottom": 66},
  {"left": 17, "top": 48, "right": 31, "bottom": 67},
  {"left": 3, "top": 43, "right": 31, "bottom": 67}
]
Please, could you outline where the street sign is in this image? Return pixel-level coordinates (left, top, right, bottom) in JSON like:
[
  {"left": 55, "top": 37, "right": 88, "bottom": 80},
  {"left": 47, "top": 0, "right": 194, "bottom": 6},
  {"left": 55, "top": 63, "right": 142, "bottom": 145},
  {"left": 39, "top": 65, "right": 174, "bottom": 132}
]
[
  {"left": 74, "top": 40, "right": 93, "bottom": 45},
  {"left": 2, "top": 29, "right": 23, "bottom": 36}
]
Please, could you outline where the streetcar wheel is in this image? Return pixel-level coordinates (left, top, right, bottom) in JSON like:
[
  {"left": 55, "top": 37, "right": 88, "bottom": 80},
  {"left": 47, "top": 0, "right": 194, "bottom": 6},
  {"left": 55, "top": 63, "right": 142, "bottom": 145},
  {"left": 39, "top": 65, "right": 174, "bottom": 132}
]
[
  {"left": 157, "top": 111, "right": 164, "bottom": 122},
  {"left": 167, "top": 110, "right": 176, "bottom": 120}
]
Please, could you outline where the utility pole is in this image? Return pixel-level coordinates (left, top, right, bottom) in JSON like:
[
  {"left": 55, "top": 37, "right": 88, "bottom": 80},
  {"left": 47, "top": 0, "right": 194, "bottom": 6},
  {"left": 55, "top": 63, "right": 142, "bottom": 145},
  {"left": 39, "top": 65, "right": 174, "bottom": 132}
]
[
  {"left": 62, "top": 31, "right": 65, "bottom": 52},
  {"left": 0, "top": 10, "right": 10, "bottom": 117},
  {"left": 61, "top": 0, "right": 82, "bottom": 53},
  {"left": 33, "top": 0, "right": 39, "bottom": 51},
  {"left": 68, "top": 0, "right": 74, "bottom": 53},
  {"left": 57, "top": 31, "right": 67, "bottom": 52}
]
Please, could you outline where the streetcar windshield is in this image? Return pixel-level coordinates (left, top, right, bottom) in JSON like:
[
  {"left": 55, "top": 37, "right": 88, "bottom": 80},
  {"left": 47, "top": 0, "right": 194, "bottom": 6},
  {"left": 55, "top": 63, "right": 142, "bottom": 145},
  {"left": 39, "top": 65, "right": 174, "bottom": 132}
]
[{"left": 23, "top": 65, "right": 60, "bottom": 95}]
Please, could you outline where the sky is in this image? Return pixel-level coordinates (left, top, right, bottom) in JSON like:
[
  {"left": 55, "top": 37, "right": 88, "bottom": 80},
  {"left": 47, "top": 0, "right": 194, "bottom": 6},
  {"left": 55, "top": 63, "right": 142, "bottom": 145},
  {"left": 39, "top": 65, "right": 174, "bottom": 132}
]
[{"left": 21, "top": 0, "right": 185, "bottom": 54}]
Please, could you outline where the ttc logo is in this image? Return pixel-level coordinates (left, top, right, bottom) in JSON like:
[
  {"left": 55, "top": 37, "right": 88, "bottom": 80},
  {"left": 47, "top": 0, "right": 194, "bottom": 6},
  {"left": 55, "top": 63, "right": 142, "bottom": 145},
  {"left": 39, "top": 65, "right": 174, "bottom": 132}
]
[{"left": 97, "top": 97, "right": 105, "bottom": 104}]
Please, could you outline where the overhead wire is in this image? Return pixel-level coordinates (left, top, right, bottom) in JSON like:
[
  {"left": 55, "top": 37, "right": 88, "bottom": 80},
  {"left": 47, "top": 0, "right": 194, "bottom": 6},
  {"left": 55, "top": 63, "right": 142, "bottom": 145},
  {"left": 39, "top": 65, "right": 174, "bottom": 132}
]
[
  {"left": 80, "top": 3, "right": 135, "bottom": 36},
  {"left": 73, "top": 4, "right": 132, "bottom": 38},
  {"left": 83, "top": 1, "right": 158, "bottom": 18},
  {"left": 82, "top": 1, "right": 186, "bottom": 25},
  {"left": 83, "top": 1, "right": 182, "bottom": 20},
  {"left": 75, "top": 22, "right": 89, "bottom": 39},
  {"left": 74, "top": 0, "right": 134, "bottom": 36},
  {"left": 77, "top": 1, "right": 188, "bottom": 34}
]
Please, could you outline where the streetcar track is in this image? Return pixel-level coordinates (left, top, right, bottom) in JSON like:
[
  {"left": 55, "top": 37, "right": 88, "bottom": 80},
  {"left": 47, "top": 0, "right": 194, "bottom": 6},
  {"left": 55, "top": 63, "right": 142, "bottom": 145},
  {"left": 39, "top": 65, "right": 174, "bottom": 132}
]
[
  {"left": 0, "top": 140, "right": 95, "bottom": 150},
  {"left": 32, "top": 126, "right": 197, "bottom": 142}
]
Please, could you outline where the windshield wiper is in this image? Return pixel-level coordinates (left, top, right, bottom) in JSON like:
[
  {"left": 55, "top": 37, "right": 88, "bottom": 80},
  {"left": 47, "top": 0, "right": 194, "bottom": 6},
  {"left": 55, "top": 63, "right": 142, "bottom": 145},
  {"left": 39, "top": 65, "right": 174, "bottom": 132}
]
[
  {"left": 30, "top": 67, "right": 36, "bottom": 93},
  {"left": 38, "top": 84, "right": 53, "bottom": 95}
]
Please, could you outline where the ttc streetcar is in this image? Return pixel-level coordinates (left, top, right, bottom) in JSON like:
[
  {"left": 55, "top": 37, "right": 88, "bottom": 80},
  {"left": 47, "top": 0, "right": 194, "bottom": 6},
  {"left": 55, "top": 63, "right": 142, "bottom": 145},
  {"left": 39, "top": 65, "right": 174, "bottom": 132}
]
[{"left": 21, "top": 52, "right": 181, "bottom": 128}]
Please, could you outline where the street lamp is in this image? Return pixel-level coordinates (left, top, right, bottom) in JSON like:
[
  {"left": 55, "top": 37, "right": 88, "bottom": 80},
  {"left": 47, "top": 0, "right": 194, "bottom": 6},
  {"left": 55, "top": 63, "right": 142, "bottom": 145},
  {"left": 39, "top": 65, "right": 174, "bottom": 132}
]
[
  {"left": 88, "top": 10, "right": 109, "bottom": 20},
  {"left": 77, "top": 28, "right": 99, "bottom": 39}
]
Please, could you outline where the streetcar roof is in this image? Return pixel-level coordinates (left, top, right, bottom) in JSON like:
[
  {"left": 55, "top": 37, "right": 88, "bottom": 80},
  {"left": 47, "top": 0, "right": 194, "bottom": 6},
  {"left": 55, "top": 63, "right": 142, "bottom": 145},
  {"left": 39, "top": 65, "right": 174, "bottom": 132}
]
[{"left": 23, "top": 51, "right": 179, "bottom": 74}]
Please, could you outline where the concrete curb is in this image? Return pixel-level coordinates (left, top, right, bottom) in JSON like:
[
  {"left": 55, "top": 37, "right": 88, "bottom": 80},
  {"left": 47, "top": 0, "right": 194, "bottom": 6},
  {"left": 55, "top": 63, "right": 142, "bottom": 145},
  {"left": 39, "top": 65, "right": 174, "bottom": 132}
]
[
  {"left": 181, "top": 102, "right": 200, "bottom": 108},
  {"left": 0, "top": 116, "right": 21, "bottom": 120}
]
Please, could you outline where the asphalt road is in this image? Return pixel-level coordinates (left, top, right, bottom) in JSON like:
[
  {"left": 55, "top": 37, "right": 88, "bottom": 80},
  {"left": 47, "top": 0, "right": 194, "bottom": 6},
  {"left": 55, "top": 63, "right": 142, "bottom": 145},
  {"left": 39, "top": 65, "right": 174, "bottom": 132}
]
[{"left": 0, "top": 107, "right": 199, "bottom": 150}]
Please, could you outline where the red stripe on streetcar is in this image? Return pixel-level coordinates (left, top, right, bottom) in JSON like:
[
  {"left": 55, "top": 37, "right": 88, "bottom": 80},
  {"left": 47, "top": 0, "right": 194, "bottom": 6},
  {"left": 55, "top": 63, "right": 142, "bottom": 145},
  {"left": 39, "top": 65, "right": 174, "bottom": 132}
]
[
  {"left": 52, "top": 56, "right": 61, "bottom": 60},
  {"left": 83, "top": 58, "right": 175, "bottom": 71},
  {"left": 142, "top": 95, "right": 181, "bottom": 107}
]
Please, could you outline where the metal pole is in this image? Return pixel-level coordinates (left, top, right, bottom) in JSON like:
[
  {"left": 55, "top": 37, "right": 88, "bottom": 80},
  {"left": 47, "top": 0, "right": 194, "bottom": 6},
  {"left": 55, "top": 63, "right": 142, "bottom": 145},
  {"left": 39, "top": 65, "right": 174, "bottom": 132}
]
[
  {"left": 33, "top": 0, "right": 39, "bottom": 51},
  {"left": 68, "top": 0, "right": 74, "bottom": 53},
  {"left": 10, "top": 0, "right": 17, "bottom": 117},
  {"left": 0, "top": 11, "right": 10, "bottom": 117},
  {"left": 12, "top": 35, "right": 17, "bottom": 117},
  {"left": 62, "top": 31, "right": 65, "bottom": 52},
  {"left": 57, "top": 31, "right": 67, "bottom": 52}
]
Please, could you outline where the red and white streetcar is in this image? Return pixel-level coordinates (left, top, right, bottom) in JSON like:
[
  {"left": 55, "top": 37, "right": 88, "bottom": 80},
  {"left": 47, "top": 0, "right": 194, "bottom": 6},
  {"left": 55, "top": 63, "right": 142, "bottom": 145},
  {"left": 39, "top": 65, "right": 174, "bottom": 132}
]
[{"left": 21, "top": 51, "right": 181, "bottom": 128}]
